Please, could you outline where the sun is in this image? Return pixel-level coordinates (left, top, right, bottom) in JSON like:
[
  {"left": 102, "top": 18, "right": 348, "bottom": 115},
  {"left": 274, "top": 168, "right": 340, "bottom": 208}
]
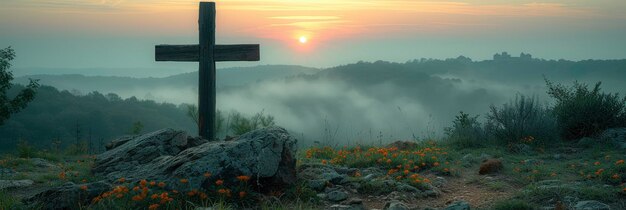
[{"left": 299, "top": 36, "right": 307, "bottom": 44}]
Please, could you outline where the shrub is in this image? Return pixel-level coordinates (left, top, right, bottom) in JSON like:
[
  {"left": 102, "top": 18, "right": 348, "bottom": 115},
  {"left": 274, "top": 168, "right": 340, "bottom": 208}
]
[
  {"left": 493, "top": 199, "right": 536, "bottom": 210},
  {"left": 444, "top": 111, "right": 485, "bottom": 148},
  {"left": 16, "top": 139, "right": 37, "bottom": 158},
  {"left": 227, "top": 111, "right": 275, "bottom": 136},
  {"left": 487, "top": 94, "right": 558, "bottom": 145},
  {"left": 545, "top": 79, "right": 626, "bottom": 140}
]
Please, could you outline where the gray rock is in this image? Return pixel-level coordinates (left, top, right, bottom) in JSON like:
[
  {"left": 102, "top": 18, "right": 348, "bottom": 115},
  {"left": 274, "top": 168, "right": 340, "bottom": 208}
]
[
  {"left": 396, "top": 183, "right": 419, "bottom": 192},
  {"left": 362, "top": 174, "right": 377, "bottom": 181},
  {"left": 93, "top": 127, "right": 297, "bottom": 193},
  {"left": 327, "top": 190, "right": 349, "bottom": 202},
  {"left": 574, "top": 200, "right": 610, "bottom": 210},
  {"left": 383, "top": 200, "right": 410, "bottom": 210},
  {"left": 552, "top": 154, "right": 564, "bottom": 160},
  {"left": 577, "top": 137, "right": 597, "bottom": 147},
  {"left": 433, "top": 176, "right": 447, "bottom": 187},
  {"left": 337, "top": 198, "right": 366, "bottom": 210},
  {"left": 0, "top": 179, "right": 34, "bottom": 190},
  {"left": 25, "top": 181, "right": 111, "bottom": 210},
  {"left": 445, "top": 200, "right": 470, "bottom": 210},
  {"left": 308, "top": 179, "right": 328, "bottom": 191},
  {"left": 30, "top": 158, "right": 59, "bottom": 169}
]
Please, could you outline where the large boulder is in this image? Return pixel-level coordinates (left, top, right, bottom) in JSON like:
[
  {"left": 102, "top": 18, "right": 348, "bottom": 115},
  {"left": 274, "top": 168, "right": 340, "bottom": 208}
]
[
  {"left": 92, "top": 126, "right": 297, "bottom": 192},
  {"left": 25, "top": 181, "right": 111, "bottom": 210}
]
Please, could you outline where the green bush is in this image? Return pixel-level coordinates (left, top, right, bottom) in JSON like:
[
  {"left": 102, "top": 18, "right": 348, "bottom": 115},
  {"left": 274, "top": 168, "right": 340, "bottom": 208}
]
[
  {"left": 444, "top": 111, "right": 485, "bottom": 148},
  {"left": 545, "top": 79, "right": 626, "bottom": 140},
  {"left": 487, "top": 95, "right": 558, "bottom": 146},
  {"left": 16, "top": 139, "right": 37, "bottom": 158},
  {"left": 493, "top": 199, "right": 536, "bottom": 210}
]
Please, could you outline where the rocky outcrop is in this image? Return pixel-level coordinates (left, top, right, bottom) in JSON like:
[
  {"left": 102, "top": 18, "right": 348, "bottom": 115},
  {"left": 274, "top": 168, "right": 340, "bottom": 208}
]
[
  {"left": 0, "top": 179, "right": 33, "bottom": 190},
  {"left": 25, "top": 181, "right": 111, "bottom": 210},
  {"left": 92, "top": 127, "right": 297, "bottom": 192}
]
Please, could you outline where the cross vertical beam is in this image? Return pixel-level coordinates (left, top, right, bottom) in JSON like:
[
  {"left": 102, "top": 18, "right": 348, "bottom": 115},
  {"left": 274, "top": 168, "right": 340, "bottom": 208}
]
[
  {"left": 198, "top": 2, "right": 216, "bottom": 140},
  {"left": 155, "top": 2, "right": 260, "bottom": 141}
]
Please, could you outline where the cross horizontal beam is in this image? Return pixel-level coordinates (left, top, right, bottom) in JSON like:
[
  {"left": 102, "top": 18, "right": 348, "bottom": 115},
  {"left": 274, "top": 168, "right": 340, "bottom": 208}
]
[{"left": 155, "top": 44, "right": 260, "bottom": 62}]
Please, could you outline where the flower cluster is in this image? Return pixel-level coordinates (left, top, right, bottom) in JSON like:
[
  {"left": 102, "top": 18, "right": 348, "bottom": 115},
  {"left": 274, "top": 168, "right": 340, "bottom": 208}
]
[
  {"left": 90, "top": 174, "right": 254, "bottom": 209},
  {"left": 305, "top": 142, "right": 456, "bottom": 176}
]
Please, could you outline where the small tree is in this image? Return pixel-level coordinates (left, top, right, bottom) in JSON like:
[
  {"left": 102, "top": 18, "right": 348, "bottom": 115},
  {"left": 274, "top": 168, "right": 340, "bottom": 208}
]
[
  {"left": 0, "top": 47, "right": 39, "bottom": 125},
  {"left": 444, "top": 111, "right": 485, "bottom": 148},
  {"left": 545, "top": 79, "right": 626, "bottom": 140},
  {"left": 487, "top": 94, "right": 557, "bottom": 145}
]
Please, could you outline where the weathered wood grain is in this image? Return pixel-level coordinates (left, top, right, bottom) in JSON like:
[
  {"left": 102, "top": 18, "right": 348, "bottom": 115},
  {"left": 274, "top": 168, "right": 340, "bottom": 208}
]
[{"left": 155, "top": 44, "right": 260, "bottom": 62}]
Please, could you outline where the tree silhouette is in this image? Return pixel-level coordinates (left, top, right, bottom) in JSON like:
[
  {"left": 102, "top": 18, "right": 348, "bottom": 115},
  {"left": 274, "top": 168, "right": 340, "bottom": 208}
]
[{"left": 0, "top": 47, "right": 39, "bottom": 125}]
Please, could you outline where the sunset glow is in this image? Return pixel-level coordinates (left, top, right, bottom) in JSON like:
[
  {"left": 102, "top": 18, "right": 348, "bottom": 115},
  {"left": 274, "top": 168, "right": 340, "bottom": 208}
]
[{"left": 0, "top": 0, "right": 625, "bottom": 69}]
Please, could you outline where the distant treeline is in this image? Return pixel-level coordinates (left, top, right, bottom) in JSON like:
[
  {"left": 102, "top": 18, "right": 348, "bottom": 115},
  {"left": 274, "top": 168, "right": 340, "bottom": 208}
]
[{"left": 0, "top": 85, "right": 195, "bottom": 153}]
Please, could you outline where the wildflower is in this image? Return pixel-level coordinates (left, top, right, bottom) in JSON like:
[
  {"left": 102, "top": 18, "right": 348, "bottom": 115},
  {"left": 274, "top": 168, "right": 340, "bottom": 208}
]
[
  {"left": 81, "top": 179, "right": 87, "bottom": 183},
  {"left": 215, "top": 179, "right": 224, "bottom": 186},
  {"left": 550, "top": 172, "right": 557, "bottom": 177},
  {"left": 433, "top": 162, "right": 440, "bottom": 167},
  {"left": 180, "top": 178, "right": 189, "bottom": 184},
  {"left": 132, "top": 195, "right": 144, "bottom": 201},
  {"left": 443, "top": 168, "right": 449, "bottom": 173},
  {"left": 200, "top": 192, "right": 208, "bottom": 200},
  {"left": 187, "top": 190, "right": 196, "bottom": 197},
  {"left": 118, "top": 177, "right": 126, "bottom": 183},
  {"left": 116, "top": 193, "right": 124, "bottom": 198},
  {"left": 403, "top": 169, "right": 409, "bottom": 174},
  {"left": 354, "top": 171, "right": 362, "bottom": 177},
  {"left": 395, "top": 176, "right": 403, "bottom": 180},
  {"left": 594, "top": 161, "right": 601, "bottom": 166},
  {"left": 132, "top": 186, "right": 140, "bottom": 191},
  {"left": 218, "top": 189, "right": 227, "bottom": 194},
  {"left": 595, "top": 168, "right": 605, "bottom": 175},
  {"left": 59, "top": 171, "right": 66, "bottom": 180},
  {"left": 148, "top": 204, "right": 160, "bottom": 210},
  {"left": 616, "top": 160, "right": 625, "bottom": 165},
  {"left": 80, "top": 185, "right": 88, "bottom": 191},
  {"left": 150, "top": 181, "right": 156, "bottom": 186},
  {"left": 140, "top": 179, "right": 148, "bottom": 187},
  {"left": 237, "top": 175, "right": 251, "bottom": 182},
  {"left": 239, "top": 191, "right": 247, "bottom": 198},
  {"left": 321, "top": 159, "right": 327, "bottom": 165},
  {"left": 386, "top": 159, "right": 392, "bottom": 164},
  {"left": 158, "top": 182, "right": 166, "bottom": 188},
  {"left": 612, "top": 174, "right": 620, "bottom": 179},
  {"left": 204, "top": 172, "right": 212, "bottom": 177},
  {"left": 151, "top": 194, "right": 159, "bottom": 200}
]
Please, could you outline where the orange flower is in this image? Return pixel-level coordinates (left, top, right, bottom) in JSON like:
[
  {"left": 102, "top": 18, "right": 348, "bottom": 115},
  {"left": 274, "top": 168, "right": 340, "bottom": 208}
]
[
  {"left": 180, "top": 179, "right": 189, "bottom": 184},
  {"left": 187, "top": 190, "right": 196, "bottom": 197},
  {"left": 81, "top": 179, "right": 87, "bottom": 183},
  {"left": 148, "top": 204, "right": 160, "bottom": 210},
  {"left": 550, "top": 172, "right": 557, "bottom": 177},
  {"left": 386, "top": 159, "right": 392, "bottom": 164},
  {"left": 403, "top": 169, "right": 409, "bottom": 174},
  {"left": 79, "top": 185, "right": 88, "bottom": 191},
  {"left": 92, "top": 196, "right": 101, "bottom": 203},
  {"left": 612, "top": 174, "right": 620, "bottom": 179},
  {"left": 239, "top": 191, "right": 247, "bottom": 198},
  {"left": 132, "top": 195, "right": 144, "bottom": 201},
  {"left": 116, "top": 194, "right": 124, "bottom": 198},
  {"left": 151, "top": 194, "right": 159, "bottom": 200},
  {"left": 433, "top": 162, "right": 440, "bottom": 167},
  {"left": 237, "top": 175, "right": 251, "bottom": 182},
  {"left": 59, "top": 171, "right": 66, "bottom": 180},
  {"left": 616, "top": 160, "right": 625, "bottom": 165},
  {"left": 158, "top": 182, "right": 166, "bottom": 188},
  {"left": 140, "top": 179, "right": 148, "bottom": 187},
  {"left": 354, "top": 171, "right": 362, "bottom": 177},
  {"left": 215, "top": 179, "right": 224, "bottom": 186},
  {"left": 321, "top": 159, "right": 328, "bottom": 165},
  {"left": 594, "top": 161, "right": 601, "bottom": 166},
  {"left": 218, "top": 189, "right": 227, "bottom": 194},
  {"left": 118, "top": 177, "right": 126, "bottom": 183},
  {"left": 200, "top": 192, "right": 208, "bottom": 200},
  {"left": 204, "top": 172, "right": 212, "bottom": 178},
  {"left": 132, "top": 186, "right": 140, "bottom": 191},
  {"left": 149, "top": 181, "right": 156, "bottom": 186}
]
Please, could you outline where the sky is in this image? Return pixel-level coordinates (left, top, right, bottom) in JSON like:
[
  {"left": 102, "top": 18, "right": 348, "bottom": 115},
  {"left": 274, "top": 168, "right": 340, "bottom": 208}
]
[{"left": 1, "top": 0, "right": 626, "bottom": 77}]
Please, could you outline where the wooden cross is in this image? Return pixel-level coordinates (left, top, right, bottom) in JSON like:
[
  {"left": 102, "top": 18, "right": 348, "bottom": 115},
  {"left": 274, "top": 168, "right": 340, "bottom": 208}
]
[{"left": 155, "top": 2, "right": 260, "bottom": 140}]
